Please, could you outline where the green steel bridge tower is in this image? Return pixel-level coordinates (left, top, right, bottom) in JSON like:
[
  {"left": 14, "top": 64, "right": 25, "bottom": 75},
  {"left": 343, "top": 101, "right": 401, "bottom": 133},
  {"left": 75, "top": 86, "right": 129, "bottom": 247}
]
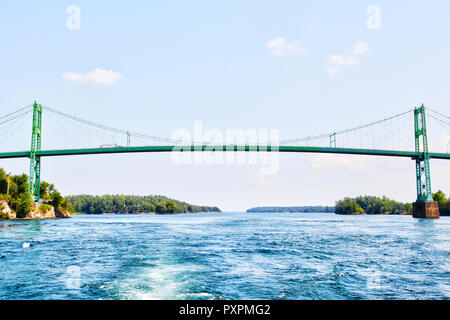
[
  {"left": 412, "top": 105, "right": 439, "bottom": 218},
  {"left": 414, "top": 104, "right": 433, "bottom": 202},
  {"left": 28, "top": 102, "right": 42, "bottom": 202}
]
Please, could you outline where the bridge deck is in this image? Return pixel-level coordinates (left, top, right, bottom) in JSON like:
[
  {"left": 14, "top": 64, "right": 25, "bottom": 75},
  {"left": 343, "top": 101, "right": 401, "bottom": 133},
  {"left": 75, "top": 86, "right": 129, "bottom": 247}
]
[{"left": 0, "top": 146, "right": 449, "bottom": 160}]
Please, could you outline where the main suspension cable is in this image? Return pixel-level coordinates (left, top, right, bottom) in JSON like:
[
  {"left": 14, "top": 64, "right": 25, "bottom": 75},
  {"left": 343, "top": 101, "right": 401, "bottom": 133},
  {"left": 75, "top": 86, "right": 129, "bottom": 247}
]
[
  {"left": 42, "top": 105, "right": 181, "bottom": 144},
  {"left": 279, "top": 109, "right": 413, "bottom": 145}
]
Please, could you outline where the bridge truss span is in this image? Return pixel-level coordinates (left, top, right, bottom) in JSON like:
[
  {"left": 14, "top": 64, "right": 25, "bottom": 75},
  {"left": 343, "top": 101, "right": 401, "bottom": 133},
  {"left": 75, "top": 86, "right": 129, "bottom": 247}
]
[{"left": 0, "top": 101, "right": 449, "bottom": 218}]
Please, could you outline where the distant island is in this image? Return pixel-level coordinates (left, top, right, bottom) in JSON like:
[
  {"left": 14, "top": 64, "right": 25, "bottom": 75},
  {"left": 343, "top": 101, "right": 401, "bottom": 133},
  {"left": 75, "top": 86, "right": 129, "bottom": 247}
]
[
  {"left": 0, "top": 166, "right": 221, "bottom": 220},
  {"left": 247, "top": 193, "right": 450, "bottom": 216},
  {"left": 246, "top": 197, "right": 416, "bottom": 215},
  {"left": 67, "top": 195, "right": 221, "bottom": 215},
  {"left": 335, "top": 196, "right": 412, "bottom": 215},
  {"left": 336, "top": 193, "right": 450, "bottom": 216},
  {"left": 335, "top": 194, "right": 448, "bottom": 216},
  {"left": 247, "top": 206, "right": 335, "bottom": 213}
]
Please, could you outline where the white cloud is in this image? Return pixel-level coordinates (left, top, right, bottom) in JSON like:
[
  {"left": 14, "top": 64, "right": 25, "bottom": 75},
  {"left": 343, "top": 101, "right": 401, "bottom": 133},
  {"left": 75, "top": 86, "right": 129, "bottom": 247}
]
[
  {"left": 267, "top": 37, "right": 308, "bottom": 56},
  {"left": 353, "top": 41, "right": 370, "bottom": 55},
  {"left": 326, "top": 41, "right": 369, "bottom": 75},
  {"left": 326, "top": 54, "right": 360, "bottom": 75},
  {"left": 327, "top": 54, "right": 360, "bottom": 66},
  {"left": 62, "top": 68, "right": 123, "bottom": 86}
]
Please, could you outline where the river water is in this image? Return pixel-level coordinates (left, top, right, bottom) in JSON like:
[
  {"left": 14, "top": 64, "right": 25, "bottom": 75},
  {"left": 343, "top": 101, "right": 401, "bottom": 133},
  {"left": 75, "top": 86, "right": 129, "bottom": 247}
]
[{"left": 0, "top": 212, "right": 449, "bottom": 300}]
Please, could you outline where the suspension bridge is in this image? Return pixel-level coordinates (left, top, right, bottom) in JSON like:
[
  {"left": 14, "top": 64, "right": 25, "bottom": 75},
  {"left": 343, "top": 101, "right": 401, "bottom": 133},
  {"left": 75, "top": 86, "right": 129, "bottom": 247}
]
[{"left": 0, "top": 102, "right": 449, "bottom": 218}]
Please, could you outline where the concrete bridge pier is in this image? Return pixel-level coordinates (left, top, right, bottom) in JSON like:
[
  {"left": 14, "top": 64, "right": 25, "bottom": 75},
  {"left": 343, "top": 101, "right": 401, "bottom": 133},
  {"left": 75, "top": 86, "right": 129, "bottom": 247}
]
[{"left": 413, "top": 201, "right": 440, "bottom": 219}]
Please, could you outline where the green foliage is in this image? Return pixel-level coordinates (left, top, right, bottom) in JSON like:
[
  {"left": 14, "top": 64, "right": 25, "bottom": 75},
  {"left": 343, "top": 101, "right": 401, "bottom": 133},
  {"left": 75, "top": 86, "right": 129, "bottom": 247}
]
[
  {"left": 51, "top": 191, "right": 73, "bottom": 212},
  {"left": 62, "top": 198, "right": 74, "bottom": 213},
  {"left": 155, "top": 201, "right": 167, "bottom": 214},
  {"left": 0, "top": 168, "right": 73, "bottom": 218},
  {"left": 335, "top": 198, "right": 364, "bottom": 215},
  {"left": 38, "top": 181, "right": 73, "bottom": 213},
  {"left": 39, "top": 181, "right": 53, "bottom": 200},
  {"left": 432, "top": 190, "right": 450, "bottom": 216},
  {"left": 0, "top": 168, "right": 8, "bottom": 194},
  {"left": 9, "top": 174, "right": 29, "bottom": 198},
  {"left": 38, "top": 204, "right": 53, "bottom": 213},
  {"left": 336, "top": 196, "right": 412, "bottom": 215},
  {"left": 0, "top": 194, "right": 11, "bottom": 201},
  {"left": 50, "top": 191, "right": 64, "bottom": 207},
  {"left": 440, "top": 201, "right": 450, "bottom": 216},
  {"left": 432, "top": 190, "right": 447, "bottom": 207},
  {"left": 66, "top": 194, "right": 221, "bottom": 215},
  {"left": 166, "top": 201, "right": 178, "bottom": 213},
  {"left": 156, "top": 201, "right": 179, "bottom": 214},
  {"left": 0, "top": 170, "right": 33, "bottom": 219},
  {"left": 1, "top": 168, "right": 220, "bottom": 217},
  {"left": 11, "top": 192, "right": 32, "bottom": 218}
]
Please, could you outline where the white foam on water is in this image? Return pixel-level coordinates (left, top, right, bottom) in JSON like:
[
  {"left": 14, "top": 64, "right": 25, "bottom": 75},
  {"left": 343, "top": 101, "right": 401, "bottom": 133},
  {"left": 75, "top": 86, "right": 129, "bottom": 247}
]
[
  {"left": 114, "top": 262, "right": 201, "bottom": 300},
  {"left": 166, "top": 225, "right": 206, "bottom": 235},
  {"left": 180, "top": 292, "right": 214, "bottom": 299},
  {"left": 227, "top": 257, "right": 271, "bottom": 278}
]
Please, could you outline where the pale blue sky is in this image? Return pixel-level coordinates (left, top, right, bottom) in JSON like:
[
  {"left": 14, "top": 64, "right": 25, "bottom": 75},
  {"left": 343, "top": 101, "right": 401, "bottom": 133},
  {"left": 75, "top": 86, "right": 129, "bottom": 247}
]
[{"left": 0, "top": 1, "right": 449, "bottom": 211}]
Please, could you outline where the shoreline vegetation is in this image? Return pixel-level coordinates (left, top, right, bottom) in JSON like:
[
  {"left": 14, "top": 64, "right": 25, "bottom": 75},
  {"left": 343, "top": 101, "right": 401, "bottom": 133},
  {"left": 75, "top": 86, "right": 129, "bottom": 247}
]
[
  {"left": 336, "top": 193, "right": 449, "bottom": 216},
  {"left": 67, "top": 195, "right": 221, "bottom": 215},
  {"left": 0, "top": 168, "right": 72, "bottom": 220},
  {"left": 0, "top": 167, "right": 221, "bottom": 221},
  {"left": 248, "top": 193, "right": 450, "bottom": 216},
  {"left": 1, "top": 166, "right": 448, "bottom": 220},
  {"left": 335, "top": 196, "right": 412, "bottom": 215},
  {"left": 431, "top": 190, "right": 450, "bottom": 216}
]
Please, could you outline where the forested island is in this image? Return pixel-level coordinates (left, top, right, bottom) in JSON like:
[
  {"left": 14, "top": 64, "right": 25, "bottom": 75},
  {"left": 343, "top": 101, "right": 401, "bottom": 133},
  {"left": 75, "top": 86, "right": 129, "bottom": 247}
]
[
  {"left": 335, "top": 196, "right": 411, "bottom": 215},
  {"left": 0, "top": 168, "right": 72, "bottom": 220},
  {"left": 247, "top": 206, "right": 335, "bottom": 213},
  {"left": 247, "top": 197, "right": 415, "bottom": 215},
  {"left": 0, "top": 167, "right": 220, "bottom": 220},
  {"left": 335, "top": 193, "right": 450, "bottom": 216},
  {"left": 67, "top": 195, "right": 221, "bottom": 215},
  {"left": 247, "top": 193, "right": 450, "bottom": 216}
]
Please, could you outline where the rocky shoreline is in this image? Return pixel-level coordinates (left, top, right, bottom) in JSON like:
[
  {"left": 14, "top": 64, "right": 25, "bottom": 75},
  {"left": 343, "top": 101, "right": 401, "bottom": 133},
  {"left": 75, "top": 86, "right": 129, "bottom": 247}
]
[{"left": 0, "top": 200, "right": 71, "bottom": 220}]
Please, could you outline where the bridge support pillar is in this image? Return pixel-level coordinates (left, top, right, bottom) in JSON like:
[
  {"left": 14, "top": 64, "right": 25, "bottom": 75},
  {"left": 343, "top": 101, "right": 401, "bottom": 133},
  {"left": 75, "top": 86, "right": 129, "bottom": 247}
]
[
  {"left": 413, "top": 201, "right": 440, "bottom": 219},
  {"left": 412, "top": 105, "right": 438, "bottom": 219}
]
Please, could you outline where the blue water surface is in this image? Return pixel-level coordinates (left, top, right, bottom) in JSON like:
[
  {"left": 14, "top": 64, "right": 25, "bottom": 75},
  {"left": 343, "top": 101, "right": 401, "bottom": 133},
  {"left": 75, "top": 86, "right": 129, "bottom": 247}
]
[{"left": 0, "top": 212, "right": 449, "bottom": 300}]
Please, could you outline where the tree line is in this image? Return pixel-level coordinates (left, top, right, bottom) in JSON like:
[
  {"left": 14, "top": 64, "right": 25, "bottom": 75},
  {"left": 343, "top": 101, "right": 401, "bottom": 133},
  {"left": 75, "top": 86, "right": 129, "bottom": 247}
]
[
  {"left": 66, "top": 194, "right": 221, "bottom": 214},
  {"left": 0, "top": 167, "right": 220, "bottom": 218},
  {"left": 335, "top": 195, "right": 412, "bottom": 215},
  {"left": 432, "top": 190, "right": 450, "bottom": 216},
  {"left": 0, "top": 168, "right": 73, "bottom": 218},
  {"left": 335, "top": 193, "right": 450, "bottom": 215}
]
